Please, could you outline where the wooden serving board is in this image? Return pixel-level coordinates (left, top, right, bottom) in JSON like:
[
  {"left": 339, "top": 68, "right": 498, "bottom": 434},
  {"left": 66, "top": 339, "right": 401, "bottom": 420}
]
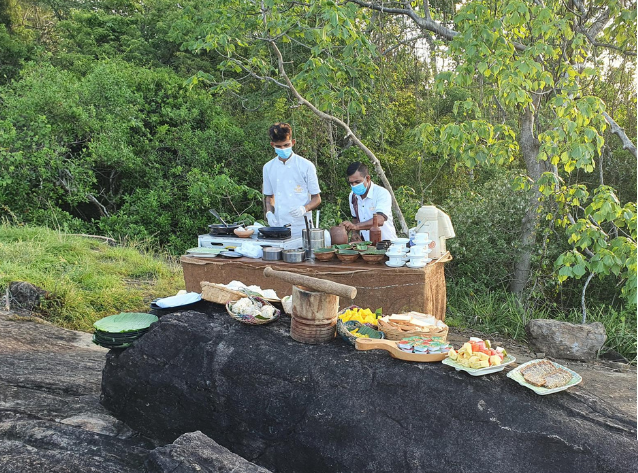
[{"left": 355, "top": 338, "right": 448, "bottom": 362}]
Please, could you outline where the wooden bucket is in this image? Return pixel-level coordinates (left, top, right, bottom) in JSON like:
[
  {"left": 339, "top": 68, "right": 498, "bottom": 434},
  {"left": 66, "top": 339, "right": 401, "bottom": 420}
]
[{"left": 290, "top": 285, "right": 339, "bottom": 344}]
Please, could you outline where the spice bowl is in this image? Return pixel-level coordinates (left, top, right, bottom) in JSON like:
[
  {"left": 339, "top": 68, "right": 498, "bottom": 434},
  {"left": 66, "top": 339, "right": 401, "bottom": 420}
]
[{"left": 336, "top": 249, "right": 360, "bottom": 263}]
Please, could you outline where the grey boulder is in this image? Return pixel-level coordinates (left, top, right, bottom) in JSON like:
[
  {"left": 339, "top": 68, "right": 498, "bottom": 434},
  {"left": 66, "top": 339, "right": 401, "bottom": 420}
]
[{"left": 526, "top": 319, "right": 607, "bottom": 360}]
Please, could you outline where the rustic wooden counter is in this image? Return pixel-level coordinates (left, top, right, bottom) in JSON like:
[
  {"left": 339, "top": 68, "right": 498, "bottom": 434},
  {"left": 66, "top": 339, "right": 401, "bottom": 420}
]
[{"left": 181, "top": 253, "right": 450, "bottom": 320}]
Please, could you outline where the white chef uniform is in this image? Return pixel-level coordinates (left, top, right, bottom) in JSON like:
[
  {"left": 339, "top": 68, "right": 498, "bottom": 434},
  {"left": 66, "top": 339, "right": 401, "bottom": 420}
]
[
  {"left": 263, "top": 153, "right": 321, "bottom": 238},
  {"left": 348, "top": 181, "right": 397, "bottom": 241}
]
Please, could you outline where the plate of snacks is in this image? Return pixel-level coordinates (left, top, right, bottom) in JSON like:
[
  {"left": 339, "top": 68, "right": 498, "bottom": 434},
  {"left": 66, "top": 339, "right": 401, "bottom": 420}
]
[
  {"left": 442, "top": 338, "right": 515, "bottom": 376},
  {"left": 225, "top": 296, "right": 280, "bottom": 325},
  {"left": 507, "top": 359, "right": 582, "bottom": 395}
]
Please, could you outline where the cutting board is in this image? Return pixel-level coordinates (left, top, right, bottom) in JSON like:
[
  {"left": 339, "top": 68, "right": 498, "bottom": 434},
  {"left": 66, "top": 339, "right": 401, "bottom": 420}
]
[{"left": 355, "top": 338, "right": 448, "bottom": 362}]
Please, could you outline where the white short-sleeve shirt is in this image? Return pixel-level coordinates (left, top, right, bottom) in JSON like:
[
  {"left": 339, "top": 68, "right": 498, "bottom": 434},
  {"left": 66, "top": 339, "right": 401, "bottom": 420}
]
[
  {"left": 348, "top": 182, "right": 397, "bottom": 241},
  {"left": 263, "top": 153, "right": 321, "bottom": 237}
]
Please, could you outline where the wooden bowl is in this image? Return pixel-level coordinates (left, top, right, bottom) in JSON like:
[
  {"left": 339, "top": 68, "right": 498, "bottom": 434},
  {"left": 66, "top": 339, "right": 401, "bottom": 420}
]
[
  {"left": 233, "top": 228, "right": 254, "bottom": 238},
  {"left": 361, "top": 253, "right": 386, "bottom": 264},
  {"left": 314, "top": 250, "right": 336, "bottom": 261},
  {"left": 336, "top": 250, "right": 360, "bottom": 263}
]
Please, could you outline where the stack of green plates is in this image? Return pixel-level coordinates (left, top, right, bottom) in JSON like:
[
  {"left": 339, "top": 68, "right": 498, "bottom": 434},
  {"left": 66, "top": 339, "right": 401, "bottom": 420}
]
[{"left": 92, "top": 312, "right": 158, "bottom": 349}]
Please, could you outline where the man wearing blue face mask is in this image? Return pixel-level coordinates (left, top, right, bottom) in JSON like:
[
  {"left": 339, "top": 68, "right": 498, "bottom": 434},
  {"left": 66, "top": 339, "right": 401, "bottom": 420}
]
[
  {"left": 262, "top": 123, "right": 321, "bottom": 237},
  {"left": 340, "top": 161, "right": 397, "bottom": 241}
]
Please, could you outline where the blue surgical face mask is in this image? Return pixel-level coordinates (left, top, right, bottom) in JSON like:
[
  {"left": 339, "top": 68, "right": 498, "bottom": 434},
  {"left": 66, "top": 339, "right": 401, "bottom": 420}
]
[
  {"left": 351, "top": 182, "right": 367, "bottom": 195},
  {"left": 274, "top": 147, "right": 293, "bottom": 160}
]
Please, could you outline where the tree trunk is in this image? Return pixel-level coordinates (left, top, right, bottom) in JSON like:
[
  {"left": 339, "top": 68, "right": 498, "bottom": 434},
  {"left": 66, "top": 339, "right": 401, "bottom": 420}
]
[{"left": 510, "top": 100, "right": 542, "bottom": 295}]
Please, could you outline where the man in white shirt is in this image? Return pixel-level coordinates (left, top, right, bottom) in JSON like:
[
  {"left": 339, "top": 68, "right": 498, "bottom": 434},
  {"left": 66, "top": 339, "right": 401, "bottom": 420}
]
[
  {"left": 262, "top": 123, "right": 321, "bottom": 238},
  {"left": 341, "top": 162, "right": 397, "bottom": 241}
]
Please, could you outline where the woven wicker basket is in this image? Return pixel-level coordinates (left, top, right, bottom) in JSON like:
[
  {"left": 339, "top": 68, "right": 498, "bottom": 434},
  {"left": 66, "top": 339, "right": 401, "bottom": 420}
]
[
  {"left": 378, "top": 318, "right": 448, "bottom": 341},
  {"left": 201, "top": 281, "right": 245, "bottom": 305},
  {"left": 337, "top": 306, "right": 384, "bottom": 346},
  {"left": 225, "top": 296, "right": 280, "bottom": 325}
]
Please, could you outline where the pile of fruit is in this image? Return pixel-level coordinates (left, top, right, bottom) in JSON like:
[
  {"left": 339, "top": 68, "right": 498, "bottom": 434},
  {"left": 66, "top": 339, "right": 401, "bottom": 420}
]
[
  {"left": 448, "top": 338, "right": 507, "bottom": 369},
  {"left": 338, "top": 307, "right": 379, "bottom": 326}
]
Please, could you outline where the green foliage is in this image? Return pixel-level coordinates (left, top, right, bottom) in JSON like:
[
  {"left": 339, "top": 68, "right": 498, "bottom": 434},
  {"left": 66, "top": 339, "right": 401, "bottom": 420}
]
[
  {"left": 421, "top": 0, "right": 637, "bottom": 305},
  {"left": 443, "top": 171, "right": 528, "bottom": 292},
  {"left": 0, "top": 224, "right": 184, "bottom": 331}
]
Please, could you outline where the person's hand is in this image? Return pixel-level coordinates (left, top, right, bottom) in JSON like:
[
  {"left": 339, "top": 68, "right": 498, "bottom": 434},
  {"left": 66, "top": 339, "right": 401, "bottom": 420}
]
[
  {"left": 289, "top": 205, "right": 306, "bottom": 218},
  {"left": 341, "top": 221, "right": 357, "bottom": 231},
  {"left": 266, "top": 211, "right": 278, "bottom": 226}
]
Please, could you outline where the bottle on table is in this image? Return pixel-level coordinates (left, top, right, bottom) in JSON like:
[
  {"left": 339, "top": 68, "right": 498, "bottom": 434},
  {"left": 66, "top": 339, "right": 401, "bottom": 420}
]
[{"left": 370, "top": 215, "right": 382, "bottom": 245}]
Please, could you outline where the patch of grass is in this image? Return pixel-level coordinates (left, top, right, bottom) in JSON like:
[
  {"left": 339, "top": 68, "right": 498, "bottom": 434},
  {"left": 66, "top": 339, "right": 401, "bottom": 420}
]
[
  {"left": 0, "top": 224, "right": 185, "bottom": 331},
  {"left": 446, "top": 285, "right": 637, "bottom": 363}
]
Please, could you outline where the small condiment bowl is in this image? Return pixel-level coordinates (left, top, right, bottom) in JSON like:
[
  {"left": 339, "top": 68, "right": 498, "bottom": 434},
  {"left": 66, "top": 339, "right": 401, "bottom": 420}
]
[
  {"left": 233, "top": 228, "right": 254, "bottom": 238},
  {"left": 336, "top": 250, "right": 360, "bottom": 263}
]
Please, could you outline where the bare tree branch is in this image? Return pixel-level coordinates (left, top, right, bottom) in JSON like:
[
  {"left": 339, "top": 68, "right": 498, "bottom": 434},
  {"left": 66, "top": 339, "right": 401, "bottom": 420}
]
[
  {"left": 603, "top": 112, "right": 637, "bottom": 158},
  {"left": 268, "top": 40, "right": 410, "bottom": 234}
]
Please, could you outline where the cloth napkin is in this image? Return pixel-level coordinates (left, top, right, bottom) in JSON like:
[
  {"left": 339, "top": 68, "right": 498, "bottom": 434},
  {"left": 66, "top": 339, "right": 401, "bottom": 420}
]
[{"left": 155, "top": 292, "right": 202, "bottom": 308}]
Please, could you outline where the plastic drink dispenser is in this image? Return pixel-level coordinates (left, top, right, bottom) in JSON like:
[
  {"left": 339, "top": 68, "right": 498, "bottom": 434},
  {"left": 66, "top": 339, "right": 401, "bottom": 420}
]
[{"left": 413, "top": 206, "right": 455, "bottom": 259}]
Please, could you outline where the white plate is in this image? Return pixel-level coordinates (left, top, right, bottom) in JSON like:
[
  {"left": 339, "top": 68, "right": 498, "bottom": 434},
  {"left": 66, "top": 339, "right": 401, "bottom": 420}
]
[
  {"left": 186, "top": 247, "right": 222, "bottom": 254},
  {"left": 385, "top": 261, "right": 405, "bottom": 268},
  {"left": 187, "top": 253, "right": 218, "bottom": 258},
  {"left": 506, "top": 359, "right": 582, "bottom": 395},
  {"left": 405, "top": 262, "right": 425, "bottom": 269},
  {"left": 442, "top": 355, "right": 516, "bottom": 376}
]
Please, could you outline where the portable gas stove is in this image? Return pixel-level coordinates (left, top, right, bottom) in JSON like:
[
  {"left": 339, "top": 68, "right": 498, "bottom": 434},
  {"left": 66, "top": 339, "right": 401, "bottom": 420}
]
[{"left": 198, "top": 233, "right": 303, "bottom": 250}]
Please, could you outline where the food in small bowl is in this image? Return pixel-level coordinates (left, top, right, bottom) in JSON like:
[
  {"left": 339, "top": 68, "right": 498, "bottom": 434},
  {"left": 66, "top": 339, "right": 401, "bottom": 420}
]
[
  {"left": 336, "top": 249, "right": 360, "bottom": 263},
  {"left": 361, "top": 250, "right": 386, "bottom": 264},
  {"left": 313, "top": 247, "right": 336, "bottom": 261},
  {"left": 333, "top": 243, "right": 352, "bottom": 250},
  {"left": 233, "top": 227, "right": 254, "bottom": 238}
]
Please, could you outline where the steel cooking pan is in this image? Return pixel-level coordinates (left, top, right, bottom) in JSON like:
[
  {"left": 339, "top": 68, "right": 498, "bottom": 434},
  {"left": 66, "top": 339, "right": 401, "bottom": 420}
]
[
  {"left": 207, "top": 208, "right": 242, "bottom": 235},
  {"left": 258, "top": 225, "right": 291, "bottom": 239},
  {"left": 208, "top": 224, "right": 242, "bottom": 236}
]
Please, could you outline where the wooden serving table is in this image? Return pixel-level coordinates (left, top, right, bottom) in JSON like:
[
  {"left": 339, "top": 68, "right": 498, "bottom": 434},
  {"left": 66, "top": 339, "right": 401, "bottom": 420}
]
[{"left": 181, "top": 253, "right": 451, "bottom": 320}]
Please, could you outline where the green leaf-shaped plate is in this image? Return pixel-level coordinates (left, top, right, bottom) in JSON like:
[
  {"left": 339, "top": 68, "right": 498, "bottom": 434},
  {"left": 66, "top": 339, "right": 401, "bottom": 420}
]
[{"left": 93, "top": 312, "right": 158, "bottom": 333}]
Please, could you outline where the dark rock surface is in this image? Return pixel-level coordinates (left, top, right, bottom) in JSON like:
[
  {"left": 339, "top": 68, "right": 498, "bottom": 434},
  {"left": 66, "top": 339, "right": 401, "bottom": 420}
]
[
  {"left": 0, "top": 312, "right": 156, "bottom": 472},
  {"left": 101, "top": 307, "right": 638, "bottom": 473},
  {"left": 526, "top": 319, "right": 607, "bottom": 360},
  {"left": 144, "top": 431, "right": 272, "bottom": 473}
]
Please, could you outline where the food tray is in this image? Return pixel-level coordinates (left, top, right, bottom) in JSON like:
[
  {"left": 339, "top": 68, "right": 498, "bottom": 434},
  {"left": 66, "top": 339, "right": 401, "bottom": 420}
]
[
  {"left": 442, "top": 355, "right": 516, "bottom": 376},
  {"left": 507, "top": 359, "right": 582, "bottom": 395},
  {"left": 355, "top": 338, "right": 448, "bottom": 362}
]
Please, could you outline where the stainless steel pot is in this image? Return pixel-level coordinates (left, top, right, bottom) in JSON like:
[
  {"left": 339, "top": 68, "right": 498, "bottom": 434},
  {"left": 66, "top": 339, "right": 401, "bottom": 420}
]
[
  {"left": 282, "top": 249, "right": 305, "bottom": 263},
  {"left": 262, "top": 247, "right": 283, "bottom": 261},
  {"left": 302, "top": 228, "right": 326, "bottom": 252}
]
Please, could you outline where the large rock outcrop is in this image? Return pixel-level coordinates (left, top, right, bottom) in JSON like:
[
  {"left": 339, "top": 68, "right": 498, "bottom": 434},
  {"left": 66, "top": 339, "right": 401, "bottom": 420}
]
[
  {"left": 0, "top": 313, "right": 155, "bottom": 472},
  {"left": 101, "top": 307, "right": 638, "bottom": 473}
]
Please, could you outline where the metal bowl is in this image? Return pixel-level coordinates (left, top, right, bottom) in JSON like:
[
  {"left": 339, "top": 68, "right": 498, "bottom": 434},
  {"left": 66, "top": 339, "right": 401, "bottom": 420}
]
[
  {"left": 262, "top": 247, "right": 283, "bottom": 261},
  {"left": 282, "top": 249, "right": 305, "bottom": 263}
]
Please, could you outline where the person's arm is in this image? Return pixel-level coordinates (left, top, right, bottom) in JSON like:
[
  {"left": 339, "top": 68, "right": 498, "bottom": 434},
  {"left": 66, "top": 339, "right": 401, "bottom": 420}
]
[
  {"left": 262, "top": 163, "right": 276, "bottom": 223},
  {"left": 305, "top": 193, "right": 321, "bottom": 212},
  {"left": 264, "top": 195, "right": 275, "bottom": 214},
  {"left": 343, "top": 215, "right": 385, "bottom": 231}
]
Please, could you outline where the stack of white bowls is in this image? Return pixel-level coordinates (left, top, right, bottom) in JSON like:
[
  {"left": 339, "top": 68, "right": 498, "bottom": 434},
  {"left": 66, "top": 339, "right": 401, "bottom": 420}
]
[
  {"left": 405, "top": 233, "right": 433, "bottom": 268},
  {"left": 385, "top": 238, "right": 410, "bottom": 267}
]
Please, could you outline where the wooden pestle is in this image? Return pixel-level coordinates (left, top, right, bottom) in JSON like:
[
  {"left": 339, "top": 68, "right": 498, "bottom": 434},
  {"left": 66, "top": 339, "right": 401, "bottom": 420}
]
[{"left": 263, "top": 267, "right": 357, "bottom": 299}]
